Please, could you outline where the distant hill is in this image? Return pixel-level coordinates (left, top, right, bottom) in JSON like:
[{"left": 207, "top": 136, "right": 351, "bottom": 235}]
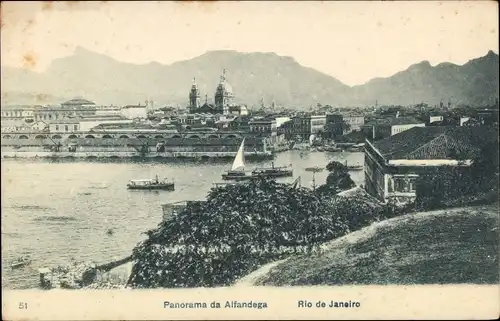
[
  {"left": 351, "top": 50, "right": 499, "bottom": 107},
  {"left": 1, "top": 47, "right": 498, "bottom": 108}
]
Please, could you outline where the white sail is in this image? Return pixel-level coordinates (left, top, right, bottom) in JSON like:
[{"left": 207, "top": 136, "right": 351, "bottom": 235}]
[{"left": 231, "top": 138, "right": 246, "bottom": 171}]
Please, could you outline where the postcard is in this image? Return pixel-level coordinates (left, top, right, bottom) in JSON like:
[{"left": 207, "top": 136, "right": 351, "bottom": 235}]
[{"left": 1, "top": 1, "right": 499, "bottom": 320}]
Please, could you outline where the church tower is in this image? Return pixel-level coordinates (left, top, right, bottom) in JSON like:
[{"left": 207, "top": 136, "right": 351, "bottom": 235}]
[
  {"left": 189, "top": 78, "right": 201, "bottom": 113},
  {"left": 214, "top": 69, "right": 234, "bottom": 114}
]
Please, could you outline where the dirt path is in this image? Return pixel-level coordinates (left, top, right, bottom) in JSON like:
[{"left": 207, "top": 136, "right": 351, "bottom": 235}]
[{"left": 234, "top": 259, "right": 289, "bottom": 287}]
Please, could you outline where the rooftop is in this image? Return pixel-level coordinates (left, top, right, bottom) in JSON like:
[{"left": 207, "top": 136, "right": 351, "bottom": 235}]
[
  {"left": 372, "top": 126, "right": 498, "bottom": 160},
  {"left": 61, "top": 98, "right": 96, "bottom": 106},
  {"left": 79, "top": 115, "right": 128, "bottom": 121},
  {"left": 47, "top": 119, "right": 81, "bottom": 124},
  {"left": 369, "top": 116, "right": 424, "bottom": 126},
  {"left": 122, "top": 104, "right": 146, "bottom": 109}
]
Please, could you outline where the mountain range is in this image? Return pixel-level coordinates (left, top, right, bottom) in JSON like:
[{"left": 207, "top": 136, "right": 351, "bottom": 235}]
[{"left": 1, "top": 47, "right": 498, "bottom": 108}]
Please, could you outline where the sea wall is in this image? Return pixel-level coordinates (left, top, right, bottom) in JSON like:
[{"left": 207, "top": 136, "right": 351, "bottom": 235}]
[{"left": 0, "top": 137, "right": 272, "bottom": 159}]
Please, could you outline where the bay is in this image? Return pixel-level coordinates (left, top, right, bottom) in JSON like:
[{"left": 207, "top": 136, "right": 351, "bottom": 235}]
[{"left": 0, "top": 150, "right": 364, "bottom": 289}]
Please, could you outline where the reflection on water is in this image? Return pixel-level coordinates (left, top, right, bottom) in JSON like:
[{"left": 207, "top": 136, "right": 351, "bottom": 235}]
[{"left": 1, "top": 150, "right": 364, "bottom": 289}]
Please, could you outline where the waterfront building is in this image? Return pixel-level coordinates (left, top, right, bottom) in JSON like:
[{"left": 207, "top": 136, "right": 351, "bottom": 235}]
[
  {"left": 343, "top": 115, "right": 365, "bottom": 131},
  {"left": 48, "top": 119, "right": 80, "bottom": 133},
  {"left": 291, "top": 114, "right": 327, "bottom": 140},
  {"left": 361, "top": 116, "right": 425, "bottom": 141},
  {"left": 121, "top": 103, "right": 148, "bottom": 119},
  {"left": 274, "top": 116, "right": 291, "bottom": 128},
  {"left": 249, "top": 117, "right": 277, "bottom": 137},
  {"left": 33, "top": 101, "right": 97, "bottom": 122},
  {"left": 363, "top": 126, "right": 496, "bottom": 204},
  {"left": 229, "top": 116, "right": 252, "bottom": 132},
  {"left": 277, "top": 119, "right": 292, "bottom": 138},
  {"left": 95, "top": 105, "right": 122, "bottom": 116},
  {"left": 0, "top": 105, "right": 35, "bottom": 121},
  {"left": 1, "top": 119, "right": 35, "bottom": 132},
  {"left": 325, "top": 113, "right": 365, "bottom": 137},
  {"left": 78, "top": 115, "right": 133, "bottom": 132},
  {"left": 30, "top": 121, "right": 48, "bottom": 131}
]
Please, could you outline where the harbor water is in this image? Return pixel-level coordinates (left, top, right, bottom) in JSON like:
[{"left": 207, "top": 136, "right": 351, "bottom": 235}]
[{"left": 1, "top": 150, "right": 364, "bottom": 289}]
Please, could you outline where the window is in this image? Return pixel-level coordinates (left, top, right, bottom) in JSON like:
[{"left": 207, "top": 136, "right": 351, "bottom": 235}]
[
  {"left": 65, "top": 125, "right": 69, "bottom": 132},
  {"left": 74, "top": 125, "right": 78, "bottom": 131},
  {"left": 55, "top": 125, "right": 59, "bottom": 131}
]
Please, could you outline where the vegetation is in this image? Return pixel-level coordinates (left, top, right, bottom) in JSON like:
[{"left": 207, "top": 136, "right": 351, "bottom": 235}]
[
  {"left": 253, "top": 204, "right": 499, "bottom": 286},
  {"left": 315, "top": 161, "right": 356, "bottom": 196},
  {"left": 128, "top": 179, "right": 351, "bottom": 288},
  {"left": 126, "top": 135, "right": 499, "bottom": 288},
  {"left": 127, "top": 161, "right": 419, "bottom": 288}
]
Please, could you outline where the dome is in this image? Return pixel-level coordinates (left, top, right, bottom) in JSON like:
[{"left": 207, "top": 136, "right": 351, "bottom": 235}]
[
  {"left": 217, "top": 81, "right": 233, "bottom": 96},
  {"left": 221, "top": 81, "right": 233, "bottom": 94},
  {"left": 62, "top": 98, "right": 95, "bottom": 106}
]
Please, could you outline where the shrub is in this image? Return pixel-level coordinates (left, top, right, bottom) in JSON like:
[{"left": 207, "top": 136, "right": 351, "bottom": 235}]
[
  {"left": 128, "top": 179, "right": 350, "bottom": 288},
  {"left": 316, "top": 161, "right": 356, "bottom": 196}
]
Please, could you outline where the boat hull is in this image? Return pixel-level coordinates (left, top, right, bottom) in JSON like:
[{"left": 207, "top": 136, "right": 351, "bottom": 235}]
[
  {"left": 221, "top": 174, "right": 254, "bottom": 181},
  {"left": 127, "top": 184, "right": 175, "bottom": 191},
  {"left": 252, "top": 170, "right": 293, "bottom": 178}
]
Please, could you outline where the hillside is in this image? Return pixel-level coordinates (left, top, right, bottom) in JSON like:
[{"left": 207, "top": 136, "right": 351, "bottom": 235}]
[
  {"left": 1, "top": 48, "right": 498, "bottom": 108},
  {"left": 241, "top": 204, "right": 499, "bottom": 286},
  {"left": 351, "top": 50, "right": 499, "bottom": 107}
]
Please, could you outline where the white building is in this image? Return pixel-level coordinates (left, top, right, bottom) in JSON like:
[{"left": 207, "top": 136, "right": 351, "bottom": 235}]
[
  {"left": 228, "top": 105, "right": 249, "bottom": 116},
  {"left": 275, "top": 116, "right": 291, "bottom": 128},
  {"left": 31, "top": 121, "right": 49, "bottom": 131},
  {"left": 94, "top": 105, "right": 122, "bottom": 116},
  {"left": 429, "top": 115, "right": 444, "bottom": 124},
  {"left": 121, "top": 104, "right": 148, "bottom": 119},
  {"left": 48, "top": 119, "right": 80, "bottom": 133},
  {"left": 78, "top": 115, "right": 133, "bottom": 132}
]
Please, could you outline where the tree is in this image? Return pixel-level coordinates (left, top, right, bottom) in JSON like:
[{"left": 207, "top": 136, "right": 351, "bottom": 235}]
[
  {"left": 315, "top": 161, "right": 356, "bottom": 196},
  {"left": 128, "top": 179, "right": 350, "bottom": 288}
]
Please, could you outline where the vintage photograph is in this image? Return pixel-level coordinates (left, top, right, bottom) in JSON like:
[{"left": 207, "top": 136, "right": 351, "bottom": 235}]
[{"left": 1, "top": 0, "right": 498, "bottom": 319}]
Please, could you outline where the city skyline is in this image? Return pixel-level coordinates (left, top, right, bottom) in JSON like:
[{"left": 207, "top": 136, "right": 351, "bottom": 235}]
[{"left": 1, "top": 1, "right": 498, "bottom": 86}]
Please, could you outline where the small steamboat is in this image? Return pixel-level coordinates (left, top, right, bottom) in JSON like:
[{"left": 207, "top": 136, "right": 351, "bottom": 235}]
[
  {"left": 252, "top": 162, "right": 293, "bottom": 178},
  {"left": 127, "top": 175, "right": 175, "bottom": 191}
]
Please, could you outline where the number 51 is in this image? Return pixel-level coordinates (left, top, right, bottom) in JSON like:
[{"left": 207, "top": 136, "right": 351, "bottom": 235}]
[{"left": 19, "top": 302, "right": 28, "bottom": 309}]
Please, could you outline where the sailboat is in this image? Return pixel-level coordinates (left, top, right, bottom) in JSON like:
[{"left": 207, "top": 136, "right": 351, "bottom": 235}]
[{"left": 221, "top": 138, "right": 254, "bottom": 181}]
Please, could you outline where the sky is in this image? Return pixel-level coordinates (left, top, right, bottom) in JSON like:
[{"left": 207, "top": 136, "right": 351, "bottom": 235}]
[{"left": 1, "top": 1, "right": 498, "bottom": 86}]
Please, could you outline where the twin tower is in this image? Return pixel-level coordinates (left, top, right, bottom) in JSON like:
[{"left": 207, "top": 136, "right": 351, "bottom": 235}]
[{"left": 189, "top": 69, "right": 235, "bottom": 114}]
